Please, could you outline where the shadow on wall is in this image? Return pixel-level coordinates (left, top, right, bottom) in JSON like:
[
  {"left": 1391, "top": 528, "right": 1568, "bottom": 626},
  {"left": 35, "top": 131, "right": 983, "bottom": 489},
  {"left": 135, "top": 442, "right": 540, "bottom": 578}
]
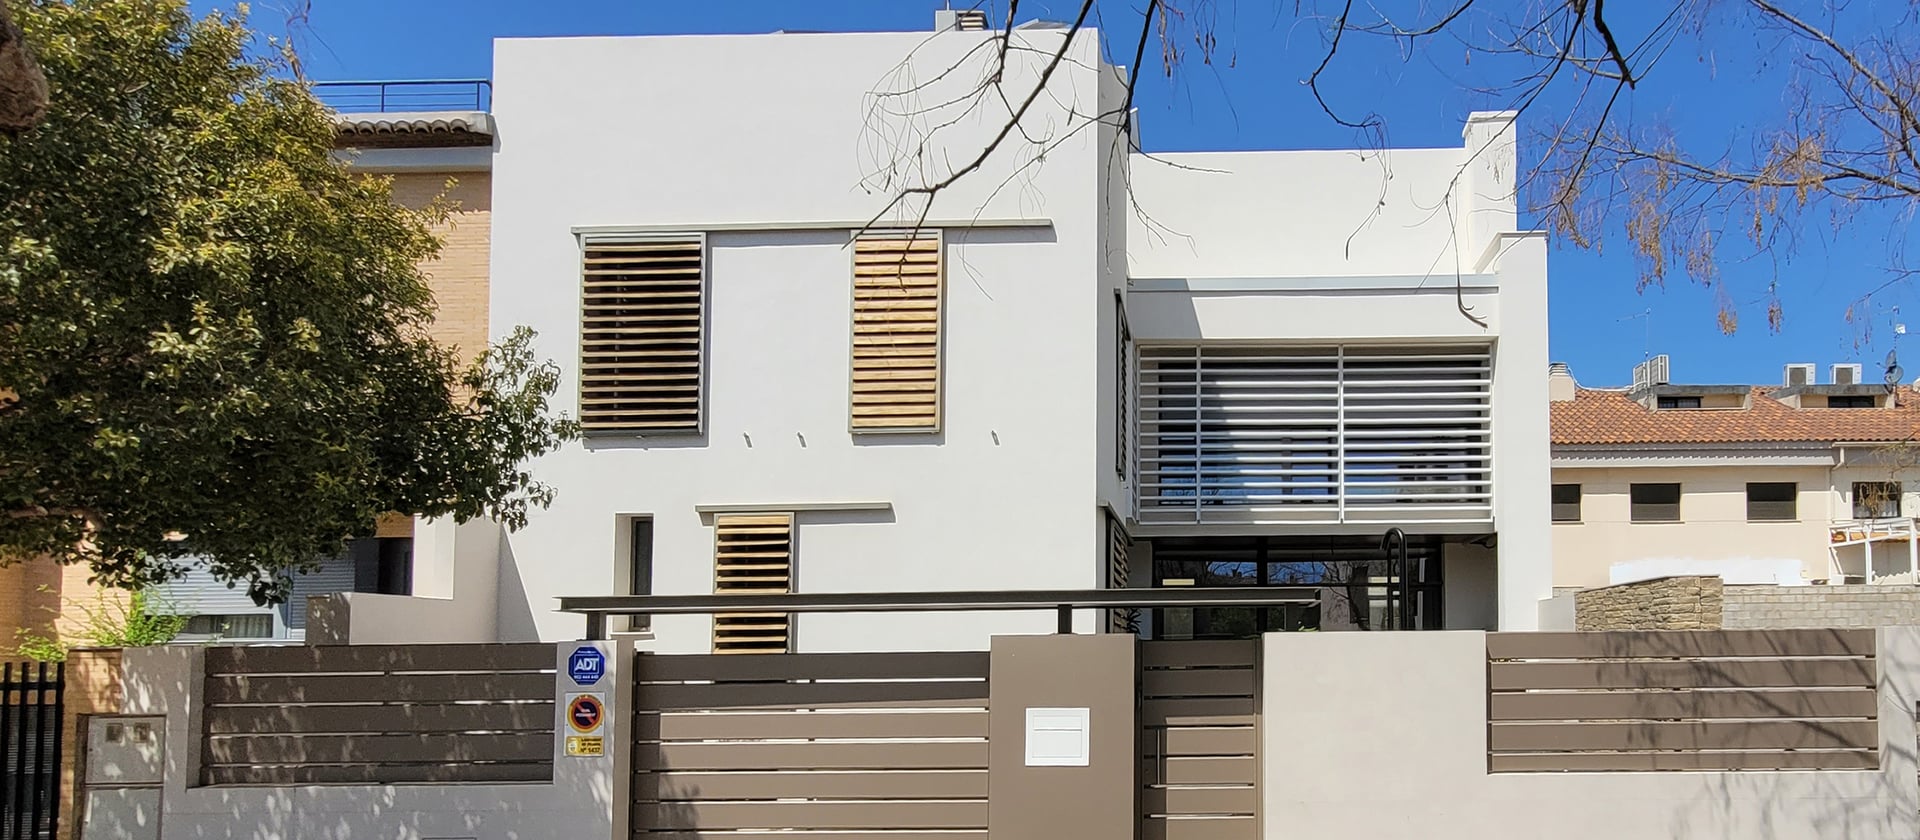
[
  {"left": 496, "top": 535, "right": 541, "bottom": 643},
  {"left": 1675, "top": 630, "right": 1919, "bottom": 837}
]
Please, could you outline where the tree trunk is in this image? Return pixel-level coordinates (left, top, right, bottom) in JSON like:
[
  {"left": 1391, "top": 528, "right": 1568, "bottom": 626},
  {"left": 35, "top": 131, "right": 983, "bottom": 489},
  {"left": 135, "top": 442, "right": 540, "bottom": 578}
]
[{"left": 0, "top": 0, "right": 47, "bottom": 134}]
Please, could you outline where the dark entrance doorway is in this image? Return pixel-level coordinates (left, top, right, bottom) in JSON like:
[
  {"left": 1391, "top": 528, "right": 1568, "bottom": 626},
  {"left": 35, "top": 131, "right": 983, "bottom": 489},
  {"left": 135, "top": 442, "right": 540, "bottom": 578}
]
[{"left": 1149, "top": 534, "right": 1446, "bottom": 638}]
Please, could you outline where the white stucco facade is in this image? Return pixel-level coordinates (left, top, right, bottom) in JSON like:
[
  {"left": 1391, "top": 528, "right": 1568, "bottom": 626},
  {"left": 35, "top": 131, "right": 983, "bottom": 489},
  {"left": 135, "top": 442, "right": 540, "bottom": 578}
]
[{"left": 435, "top": 24, "right": 1553, "bottom": 647}]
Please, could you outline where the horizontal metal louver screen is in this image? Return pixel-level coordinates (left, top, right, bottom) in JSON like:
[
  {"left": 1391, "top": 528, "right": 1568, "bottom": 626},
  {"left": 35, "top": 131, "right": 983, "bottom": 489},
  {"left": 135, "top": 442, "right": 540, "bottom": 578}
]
[
  {"left": 850, "top": 233, "right": 943, "bottom": 432},
  {"left": 579, "top": 236, "right": 705, "bottom": 433},
  {"left": 713, "top": 513, "right": 793, "bottom": 654},
  {"left": 1138, "top": 345, "right": 1493, "bottom": 525}
]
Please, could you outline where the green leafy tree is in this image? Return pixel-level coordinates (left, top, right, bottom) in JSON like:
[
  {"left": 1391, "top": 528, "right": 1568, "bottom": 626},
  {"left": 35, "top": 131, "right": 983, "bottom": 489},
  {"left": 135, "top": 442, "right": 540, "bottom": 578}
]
[{"left": 0, "top": 0, "right": 575, "bottom": 602}]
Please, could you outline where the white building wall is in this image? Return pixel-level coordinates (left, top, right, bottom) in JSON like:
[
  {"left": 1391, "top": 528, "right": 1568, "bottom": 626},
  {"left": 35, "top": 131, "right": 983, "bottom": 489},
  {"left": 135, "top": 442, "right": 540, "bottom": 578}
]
[{"left": 488, "top": 31, "right": 1112, "bottom": 647}]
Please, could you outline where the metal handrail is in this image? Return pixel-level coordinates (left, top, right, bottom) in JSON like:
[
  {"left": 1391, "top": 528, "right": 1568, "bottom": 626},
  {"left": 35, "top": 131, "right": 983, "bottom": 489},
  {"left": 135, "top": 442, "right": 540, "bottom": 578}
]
[
  {"left": 311, "top": 79, "right": 492, "bottom": 113},
  {"left": 559, "top": 587, "right": 1320, "bottom": 640}
]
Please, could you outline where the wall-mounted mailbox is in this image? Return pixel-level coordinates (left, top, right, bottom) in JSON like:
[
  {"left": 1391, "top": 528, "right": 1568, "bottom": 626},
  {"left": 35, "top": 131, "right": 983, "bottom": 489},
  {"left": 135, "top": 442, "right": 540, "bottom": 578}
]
[{"left": 1023, "top": 707, "right": 1091, "bottom": 767}]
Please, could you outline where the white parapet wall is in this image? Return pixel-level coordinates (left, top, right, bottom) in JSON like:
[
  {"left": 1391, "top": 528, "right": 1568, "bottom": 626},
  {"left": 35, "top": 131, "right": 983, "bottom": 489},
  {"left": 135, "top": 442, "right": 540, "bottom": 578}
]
[{"left": 1262, "top": 629, "right": 1920, "bottom": 839}]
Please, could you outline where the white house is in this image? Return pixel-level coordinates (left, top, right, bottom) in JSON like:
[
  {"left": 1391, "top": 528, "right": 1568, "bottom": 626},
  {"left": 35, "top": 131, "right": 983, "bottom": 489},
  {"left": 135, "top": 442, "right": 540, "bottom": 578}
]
[{"left": 369, "top": 15, "right": 1551, "bottom": 649}]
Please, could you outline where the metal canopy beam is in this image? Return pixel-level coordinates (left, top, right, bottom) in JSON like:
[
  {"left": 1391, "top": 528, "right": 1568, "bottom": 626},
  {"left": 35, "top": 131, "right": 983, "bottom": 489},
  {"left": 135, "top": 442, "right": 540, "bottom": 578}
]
[{"left": 557, "top": 587, "right": 1320, "bottom": 640}]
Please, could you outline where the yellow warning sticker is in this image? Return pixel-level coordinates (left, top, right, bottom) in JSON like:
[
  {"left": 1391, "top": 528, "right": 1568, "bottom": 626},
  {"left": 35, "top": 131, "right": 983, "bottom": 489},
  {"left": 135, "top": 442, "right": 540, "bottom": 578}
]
[{"left": 565, "top": 735, "right": 605, "bottom": 757}]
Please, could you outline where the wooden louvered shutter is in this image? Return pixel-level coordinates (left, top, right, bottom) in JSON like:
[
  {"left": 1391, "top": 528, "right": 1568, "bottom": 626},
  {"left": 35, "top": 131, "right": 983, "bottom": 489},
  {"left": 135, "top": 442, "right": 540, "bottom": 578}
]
[
  {"left": 713, "top": 513, "right": 793, "bottom": 654},
  {"left": 579, "top": 236, "right": 705, "bottom": 433},
  {"left": 1106, "top": 511, "right": 1137, "bottom": 633},
  {"left": 850, "top": 232, "right": 943, "bottom": 432}
]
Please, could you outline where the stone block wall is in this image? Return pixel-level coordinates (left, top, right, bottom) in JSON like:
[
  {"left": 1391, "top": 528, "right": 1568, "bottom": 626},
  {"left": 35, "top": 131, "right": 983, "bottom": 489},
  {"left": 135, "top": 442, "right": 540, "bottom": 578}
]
[
  {"left": 1574, "top": 575, "right": 1725, "bottom": 630},
  {"left": 1723, "top": 584, "right": 1920, "bottom": 629}
]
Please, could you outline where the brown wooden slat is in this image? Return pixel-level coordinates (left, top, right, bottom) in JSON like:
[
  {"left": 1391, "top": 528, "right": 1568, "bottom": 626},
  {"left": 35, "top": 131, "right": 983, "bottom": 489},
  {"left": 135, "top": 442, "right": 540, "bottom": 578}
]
[
  {"left": 1143, "top": 698, "right": 1256, "bottom": 724},
  {"left": 1145, "top": 727, "right": 1258, "bottom": 757},
  {"left": 637, "top": 679, "right": 988, "bottom": 712},
  {"left": 1489, "top": 719, "right": 1878, "bottom": 752},
  {"left": 1142, "top": 641, "right": 1258, "bottom": 668},
  {"left": 206, "top": 702, "right": 553, "bottom": 735},
  {"left": 634, "top": 800, "right": 983, "bottom": 831},
  {"left": 635, "top": 769, "right": 988, "bottom": 800},
  {"left": 1142, "top": 669, "right": 1255, "bottom": 698},
  {"left": 1145, "top": 757, "right": 1257, "bottom": 785},
  {"left": 201, "top": 761, "right": 552, "bottom": 785},
  {"left": 1143, "top": 786, "right": 1257, "bottom": 815},
  {"left": 1489, "top": 659, "right": 1876, "bottom": 690},
  {"left": 204, "top": 643, "right": 555, "bottom": 675},
  {"left": 203, "top": 732, "right": 551, "bottom": 764},
  {"left": 633, "top": 834, "right": 981, "bottom": 840},
  {"left": 205, "top": 672, "right": 553, "bottom": 704},
  {"left": 637, "top": 741, "right": 987, "bottom": 772},
  {"left": 637, "top": 710, "right": 988, "bottom": 741},
  {"left": 1488, "top": 750, "right": 1879, "bottom": 773},
  {"left": 1142, "top": 816, "right": 1258, "bottom": 840},
  {"left": 1489, "top": 688, "right": 1878, "bottom": 721},
  {"left": 1487, "top": 629, "right": 1876, "bottom": 660},
  {"left": 579, "top": 238, "right": 704, "bottom": 433}
]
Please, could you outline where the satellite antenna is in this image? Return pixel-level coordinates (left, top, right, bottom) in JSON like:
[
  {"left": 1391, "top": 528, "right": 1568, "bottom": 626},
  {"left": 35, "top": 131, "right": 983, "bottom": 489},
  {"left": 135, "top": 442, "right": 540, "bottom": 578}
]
[{"left": 1885, "top": 348, "right": 1904, "bottom": 387}]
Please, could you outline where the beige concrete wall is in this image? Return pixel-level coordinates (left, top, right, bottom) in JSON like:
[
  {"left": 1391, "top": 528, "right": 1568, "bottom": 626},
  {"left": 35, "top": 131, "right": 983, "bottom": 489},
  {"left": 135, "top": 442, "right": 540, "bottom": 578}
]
[
  {"left": 1574, "top": 575, "right": 1723, "bottom": 630},
  {"left": 1552, "top": 465, "right": 1833, "bottom": 588},
  {"left": 1262, "top": 628, "right": 1920, "bottom": 839},
  {"left": 1724, "top": 584, "right": 1920, "bottom": 629},
  {"left": 987, "top": 634, "right": 1135, "bottom": 840}
]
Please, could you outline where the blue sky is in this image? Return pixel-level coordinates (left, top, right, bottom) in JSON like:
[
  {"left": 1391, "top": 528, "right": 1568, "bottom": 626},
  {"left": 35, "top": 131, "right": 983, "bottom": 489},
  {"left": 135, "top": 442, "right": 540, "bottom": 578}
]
[{"left": 210, "top": 0, "right": 1919, "bottom": 388}]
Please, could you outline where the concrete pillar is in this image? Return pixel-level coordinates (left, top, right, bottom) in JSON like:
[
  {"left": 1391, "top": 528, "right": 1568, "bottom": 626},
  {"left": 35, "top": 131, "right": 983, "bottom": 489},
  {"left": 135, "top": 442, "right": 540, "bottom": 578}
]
[{"left": 987, "top": 634, "right": 1137, "bottom": 840}]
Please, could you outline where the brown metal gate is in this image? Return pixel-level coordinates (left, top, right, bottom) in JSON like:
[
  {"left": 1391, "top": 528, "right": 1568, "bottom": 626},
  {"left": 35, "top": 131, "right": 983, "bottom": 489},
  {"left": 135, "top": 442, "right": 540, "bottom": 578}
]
[
  {"left": 630, "top": 650, "right": 991, "bottom": 838},
  {"left": 1141, "top": 640, "right": 1260, "bottom": 840}
]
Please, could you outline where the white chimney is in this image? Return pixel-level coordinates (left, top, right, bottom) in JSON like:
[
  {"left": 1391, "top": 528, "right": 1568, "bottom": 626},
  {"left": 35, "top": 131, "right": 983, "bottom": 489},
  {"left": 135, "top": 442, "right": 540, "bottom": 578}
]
[{"left": 1548, "top": 363, "right": 1577, "bottom": 402}]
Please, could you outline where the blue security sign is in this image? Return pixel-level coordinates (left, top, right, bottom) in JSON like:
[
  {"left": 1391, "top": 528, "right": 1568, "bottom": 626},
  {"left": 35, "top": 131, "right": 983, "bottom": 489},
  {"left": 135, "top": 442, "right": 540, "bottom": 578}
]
[{"left": 568, "top": 646, "right": 606, "bottom": 687}]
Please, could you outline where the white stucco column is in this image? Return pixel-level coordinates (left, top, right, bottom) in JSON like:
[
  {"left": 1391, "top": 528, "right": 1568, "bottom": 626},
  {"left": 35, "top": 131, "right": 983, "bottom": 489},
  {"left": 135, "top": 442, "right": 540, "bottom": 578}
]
[{"left": 1491, "top": 231, "right": 1552, "bottom": 629}]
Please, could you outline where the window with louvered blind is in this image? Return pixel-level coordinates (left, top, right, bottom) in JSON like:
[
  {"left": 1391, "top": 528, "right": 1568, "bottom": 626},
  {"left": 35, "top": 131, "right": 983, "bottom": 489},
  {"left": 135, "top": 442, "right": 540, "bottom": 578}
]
[
  {"left": 850, "top": 232, "right": 943, "bottom": 433},
  {"left": 712, "top": 513, "right": 793, "bottom": 654},
  {"left": 578, "top": 235, "right": 706, "bottom": 433},
  {"left": 1138, "top": 344, "right": 1494, "bottom": 525}
]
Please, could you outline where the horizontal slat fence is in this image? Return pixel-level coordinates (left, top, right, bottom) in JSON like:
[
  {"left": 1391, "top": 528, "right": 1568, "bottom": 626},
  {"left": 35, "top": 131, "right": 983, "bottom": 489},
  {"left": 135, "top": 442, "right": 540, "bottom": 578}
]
[
  {"left": 200, "top": 644, "right": 555, "bottom": 785},
  {"left": 1487, "top": 630, "right": 1879, "bottom": 772},
  {"left": 632, "top": 651, "right": 989, "bottom": 839},
  {"left": 1140, "top": 640, "right": 1259, "bottom": 840}
]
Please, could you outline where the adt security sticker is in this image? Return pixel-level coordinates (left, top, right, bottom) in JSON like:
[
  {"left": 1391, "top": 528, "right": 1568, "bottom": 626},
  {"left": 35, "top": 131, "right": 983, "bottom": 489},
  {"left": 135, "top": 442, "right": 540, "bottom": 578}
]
[{"left": 569, "top": 646, "right": 606, "bottom": 687}]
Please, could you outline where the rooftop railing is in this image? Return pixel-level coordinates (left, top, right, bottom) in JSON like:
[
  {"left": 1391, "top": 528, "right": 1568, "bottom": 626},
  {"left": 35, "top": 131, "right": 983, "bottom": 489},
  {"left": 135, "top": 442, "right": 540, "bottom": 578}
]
[{"left": 311, "top": 79, "right": 491, "bottom": 114}]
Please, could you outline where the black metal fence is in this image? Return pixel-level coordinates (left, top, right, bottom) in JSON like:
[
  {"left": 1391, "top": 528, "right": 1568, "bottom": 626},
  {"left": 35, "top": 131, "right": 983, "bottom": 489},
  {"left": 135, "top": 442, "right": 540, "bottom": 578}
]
[
  {"left": 0, "top": 662, "right": 62, "bottom": 840},
  {"left": 311, "top": 79, "right": 491, "bottom": 113}
]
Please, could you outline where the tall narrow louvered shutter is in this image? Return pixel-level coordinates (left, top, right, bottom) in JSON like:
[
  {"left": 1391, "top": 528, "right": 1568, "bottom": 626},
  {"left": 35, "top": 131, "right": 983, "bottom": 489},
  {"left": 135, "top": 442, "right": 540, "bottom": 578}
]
[
  {"left": 578, "top": 235, "right": 705, "bottom": 433},
  {"left": 713, "top": 513, "right": 793, "bottom": 654},
  {"left": 1105, "top": 510, "right": 1137, "bottom": 633},
  {"left": 850, "top": 232, "right": 943, "bottom": 432}
]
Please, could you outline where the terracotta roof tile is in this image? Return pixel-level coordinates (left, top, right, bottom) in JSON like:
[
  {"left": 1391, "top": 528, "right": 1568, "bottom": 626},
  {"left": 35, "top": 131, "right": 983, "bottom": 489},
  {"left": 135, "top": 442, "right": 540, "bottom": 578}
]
[{"left": 1551, "top": 386, "right": 1920, "bottom": 445}]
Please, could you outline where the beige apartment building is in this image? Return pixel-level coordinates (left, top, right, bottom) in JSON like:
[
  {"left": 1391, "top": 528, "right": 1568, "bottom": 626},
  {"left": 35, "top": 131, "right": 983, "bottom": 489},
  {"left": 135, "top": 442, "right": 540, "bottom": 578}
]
[{"left": 1550, "top": 358, "right": 1920, "bottom": 590}]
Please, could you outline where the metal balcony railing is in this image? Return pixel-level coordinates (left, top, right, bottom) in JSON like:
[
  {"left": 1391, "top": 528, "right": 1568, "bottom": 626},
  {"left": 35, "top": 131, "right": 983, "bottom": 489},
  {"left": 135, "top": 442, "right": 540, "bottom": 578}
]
[{"left": 311, "top": 79, "right": 491, "bottom": 114}]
